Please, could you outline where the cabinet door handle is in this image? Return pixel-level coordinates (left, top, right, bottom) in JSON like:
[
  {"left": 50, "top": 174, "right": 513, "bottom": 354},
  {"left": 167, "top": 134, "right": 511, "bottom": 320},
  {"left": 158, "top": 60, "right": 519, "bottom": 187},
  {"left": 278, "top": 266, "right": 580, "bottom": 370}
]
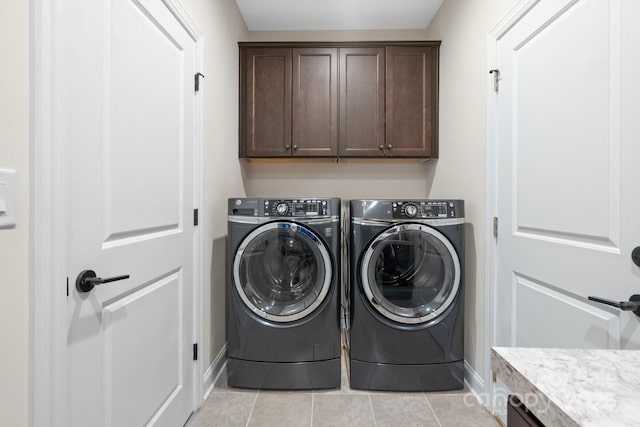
[
  {"left": 293, "top": 145, "right": 298, "bottom": 151},
  {"left": 387, "top": 144, "right": 393, "bottom": 149},
  {"left": 285, "top": 145, "right": 290, "bottom": 150},
  {"left": 379, "top": 145, "right": 384, "bottom": 150}
]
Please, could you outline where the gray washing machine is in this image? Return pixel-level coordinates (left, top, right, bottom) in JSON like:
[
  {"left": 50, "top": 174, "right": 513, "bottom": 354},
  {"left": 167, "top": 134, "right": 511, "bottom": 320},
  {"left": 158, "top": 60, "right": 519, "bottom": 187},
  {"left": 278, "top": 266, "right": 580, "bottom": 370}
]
[
  {"left": 348, "top": 199, "right": 465, "bottom": 391},
  {"left": 227, "top": 198, "right": 341, "bottom": 389}
]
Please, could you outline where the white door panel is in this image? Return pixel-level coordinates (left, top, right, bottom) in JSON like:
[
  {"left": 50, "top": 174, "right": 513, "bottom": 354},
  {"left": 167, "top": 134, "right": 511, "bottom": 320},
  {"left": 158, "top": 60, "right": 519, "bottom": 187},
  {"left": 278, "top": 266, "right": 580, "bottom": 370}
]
[
  {"left": 496, "top": 0, "right": 640, "bottom": 356},
  {"left": 512, "top": 0, "right": 616, "bottom": 245},
  {"left": 513, "top": 274, "right": 620, "bottom": 348},
  {"left": 107, "top": 0, "right": 184, "bottom": 240},
  {"left": 61, "top": 0, "right": 197, "bottom": 426},
  {"left": 104, "top": 273, "right": 183, "bottom": 427}
]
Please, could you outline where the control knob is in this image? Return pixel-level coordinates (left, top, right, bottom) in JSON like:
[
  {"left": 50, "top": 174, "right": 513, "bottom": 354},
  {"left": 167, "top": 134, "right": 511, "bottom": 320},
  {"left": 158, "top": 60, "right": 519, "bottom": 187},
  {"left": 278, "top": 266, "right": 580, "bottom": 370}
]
[
  {"left": 405, "top": 204, "right": 418, "bottom": 218},
  {"left": 276, "top": 202, "right": 289, "bottom": 215}
]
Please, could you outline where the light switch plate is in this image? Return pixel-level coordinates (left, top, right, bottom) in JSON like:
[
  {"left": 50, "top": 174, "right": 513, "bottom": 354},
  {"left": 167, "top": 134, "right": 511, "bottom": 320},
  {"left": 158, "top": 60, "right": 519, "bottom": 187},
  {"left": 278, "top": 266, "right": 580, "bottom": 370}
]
[{"left": 0, "top": 169, "right": 17, "bottom": 229}]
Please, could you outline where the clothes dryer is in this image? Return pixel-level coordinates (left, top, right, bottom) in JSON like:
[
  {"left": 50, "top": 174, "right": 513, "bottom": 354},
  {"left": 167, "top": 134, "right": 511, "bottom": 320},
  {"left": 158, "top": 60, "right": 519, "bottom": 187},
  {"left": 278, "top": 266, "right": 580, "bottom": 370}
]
[
  {"left": 349, "top": 199, "right": 464, "bottom": 391},
  {"left": 227, "top": 198, "right": 341, "bottom": 389}
]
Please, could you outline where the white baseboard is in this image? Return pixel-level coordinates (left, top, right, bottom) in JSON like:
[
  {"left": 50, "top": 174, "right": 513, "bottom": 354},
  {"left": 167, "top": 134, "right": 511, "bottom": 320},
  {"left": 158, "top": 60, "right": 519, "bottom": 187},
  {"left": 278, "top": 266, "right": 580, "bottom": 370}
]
[
  {"left": 464, "top": 360, "right": 487, "bottom": 406},
  {"left": 202, "top": 343, "right": 227, "bottom": 401}
]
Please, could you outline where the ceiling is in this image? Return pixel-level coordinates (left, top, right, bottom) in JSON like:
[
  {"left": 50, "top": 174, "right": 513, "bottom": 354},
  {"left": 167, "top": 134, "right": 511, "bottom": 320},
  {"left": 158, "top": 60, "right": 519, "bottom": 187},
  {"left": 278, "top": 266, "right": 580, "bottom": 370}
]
[{"left": 235, "top": 0, "right": 444, "bottom": 31}]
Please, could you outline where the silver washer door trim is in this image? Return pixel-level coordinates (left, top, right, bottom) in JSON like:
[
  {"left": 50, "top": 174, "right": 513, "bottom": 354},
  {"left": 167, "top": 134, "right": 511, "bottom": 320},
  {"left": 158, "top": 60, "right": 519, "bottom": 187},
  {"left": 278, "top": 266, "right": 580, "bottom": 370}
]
[
  {"left": 233, "top": 221, "right": 333, "bottom": 323},
  {"left": 360, "top": 223, "right": 461, "bottom": 324}
]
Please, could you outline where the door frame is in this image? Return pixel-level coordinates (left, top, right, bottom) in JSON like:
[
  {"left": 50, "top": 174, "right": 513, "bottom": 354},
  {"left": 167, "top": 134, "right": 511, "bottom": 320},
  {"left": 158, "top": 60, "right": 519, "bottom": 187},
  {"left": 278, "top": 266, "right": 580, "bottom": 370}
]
[
  {"left": 28, "top": 1, "right": 204, "bottom": 425},
  {"left": 484, "top": 0, "right": 541, "bottom": 417}
]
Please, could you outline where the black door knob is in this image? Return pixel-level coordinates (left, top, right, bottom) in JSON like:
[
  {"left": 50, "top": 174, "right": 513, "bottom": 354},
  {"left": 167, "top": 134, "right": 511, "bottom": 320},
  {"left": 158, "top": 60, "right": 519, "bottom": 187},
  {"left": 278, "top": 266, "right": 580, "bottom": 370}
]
[
  {"left": 588, "top": 295, "right": 640, "bottom": 318},
  {"left": 632, "top": 246, "right": 640, "bottom": 267},
  {"left": 76, "top": 270, "right": 130, "bottom": 293}
]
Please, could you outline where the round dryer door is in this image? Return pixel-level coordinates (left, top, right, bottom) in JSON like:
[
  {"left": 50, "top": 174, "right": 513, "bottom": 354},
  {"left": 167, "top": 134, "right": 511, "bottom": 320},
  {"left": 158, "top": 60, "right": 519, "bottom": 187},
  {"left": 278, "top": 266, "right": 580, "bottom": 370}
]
[
  {"left": 233, "top": 221, "right": 332, "bottom": 322},
  {"left": 360, "top": 223, "right": 461, "bottom": 324}
]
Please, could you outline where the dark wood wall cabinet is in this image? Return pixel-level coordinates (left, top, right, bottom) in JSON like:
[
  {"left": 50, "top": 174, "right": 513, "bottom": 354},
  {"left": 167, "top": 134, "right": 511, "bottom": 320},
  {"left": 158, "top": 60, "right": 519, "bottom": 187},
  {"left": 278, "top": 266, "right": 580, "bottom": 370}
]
[{"left": 239, "top": 42, "right": 440, "bottom": 160}]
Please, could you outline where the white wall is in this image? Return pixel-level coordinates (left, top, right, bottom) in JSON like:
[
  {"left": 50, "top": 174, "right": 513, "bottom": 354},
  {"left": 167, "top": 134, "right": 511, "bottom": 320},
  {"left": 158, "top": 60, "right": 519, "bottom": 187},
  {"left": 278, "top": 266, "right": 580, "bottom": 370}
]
[
  {"left": 241, "top": 0, "right": 516, "bottom": 386},
  {"left": 423, "top": 0, "right": 516, "bottom": 382},
  {"left": 176, "top": 0, "right": 517, "bottom": 385},
  {"left": 238, "top": 31, "right": 446, "bottom": 231},
  {"left": 0, "top": 0, "right": 29, "bottom": 425},
  {"left": 179, "top": 0, "right": 249, "bottom": 369}
]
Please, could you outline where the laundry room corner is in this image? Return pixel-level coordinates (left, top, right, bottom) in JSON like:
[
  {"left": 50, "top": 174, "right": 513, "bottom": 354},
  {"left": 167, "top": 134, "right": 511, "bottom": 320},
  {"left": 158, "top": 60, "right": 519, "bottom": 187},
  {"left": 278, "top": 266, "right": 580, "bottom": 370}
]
[
  {"left": 237, "top": 0, "right": 520, "bottom": 402},
  {"left": 420, "top": 0, "right": 518, "bottom": 400},
  {"left": 178, "top": 0, "right": 249, "bottom": 399}
]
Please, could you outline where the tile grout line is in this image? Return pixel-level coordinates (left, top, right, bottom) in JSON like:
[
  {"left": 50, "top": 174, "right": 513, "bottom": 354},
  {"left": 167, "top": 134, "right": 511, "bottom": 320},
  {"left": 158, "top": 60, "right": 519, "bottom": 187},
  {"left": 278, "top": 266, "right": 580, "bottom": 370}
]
[
  {"left": 245, "top": 389, "right": 260, "bottom": 427},
  {"left": 310, "top": 392, "right": 314, "bottom": 427},
  {"left": 367, "top": 393, "right": 378, "bottom": 427},
  {"left": 424, "top": 394, "right": 443, "bottom": 427}
]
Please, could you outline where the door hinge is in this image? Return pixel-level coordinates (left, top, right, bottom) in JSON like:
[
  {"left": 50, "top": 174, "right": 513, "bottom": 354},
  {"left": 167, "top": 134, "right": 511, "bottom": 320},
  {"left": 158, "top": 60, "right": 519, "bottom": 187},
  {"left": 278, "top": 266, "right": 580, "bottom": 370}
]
[
  {"left": 193, "top": 208, "right": 199, "bottom": 226},
  {"left": 489, "top": 69, "right": 500, "bottom": 93},
  {"left": 493, "top": 217, "right": 499, "bottom": 238},
  {"left": 193, "top": 343, "right": 198, "bottom": 361},
  {"left": 194, "top": 72, "right": 205, "bottom": 92}
]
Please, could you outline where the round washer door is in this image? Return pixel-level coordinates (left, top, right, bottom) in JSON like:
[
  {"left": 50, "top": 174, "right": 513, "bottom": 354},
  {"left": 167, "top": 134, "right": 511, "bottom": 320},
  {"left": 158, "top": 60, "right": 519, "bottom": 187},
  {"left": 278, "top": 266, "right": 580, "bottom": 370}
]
[
  {"left": 360, "top": 223, "right": 461, "bottom": 324},
  {"left": 233, "top": 221, "right": 332, "bottom": 322}
]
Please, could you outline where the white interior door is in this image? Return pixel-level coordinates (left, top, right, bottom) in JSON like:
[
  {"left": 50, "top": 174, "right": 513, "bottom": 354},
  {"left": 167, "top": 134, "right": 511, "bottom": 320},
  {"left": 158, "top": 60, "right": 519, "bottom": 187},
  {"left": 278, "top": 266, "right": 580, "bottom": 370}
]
[
  {"left": 495, "top": 0, "right": 640, "bottom": 351},
  {"left": 61, "top": 0, "right": 198, "bottom": 426}
]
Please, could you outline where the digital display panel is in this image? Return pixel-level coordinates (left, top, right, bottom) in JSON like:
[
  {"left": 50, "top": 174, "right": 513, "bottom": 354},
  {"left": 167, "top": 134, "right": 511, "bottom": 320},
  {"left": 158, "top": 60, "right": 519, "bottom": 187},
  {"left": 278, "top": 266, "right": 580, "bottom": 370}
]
[
  {"left": 293, "top": 202, "right": 319, "bottom": 216},
  {"left": 422, "top": 205, "right": 447, "bottom": 217}
]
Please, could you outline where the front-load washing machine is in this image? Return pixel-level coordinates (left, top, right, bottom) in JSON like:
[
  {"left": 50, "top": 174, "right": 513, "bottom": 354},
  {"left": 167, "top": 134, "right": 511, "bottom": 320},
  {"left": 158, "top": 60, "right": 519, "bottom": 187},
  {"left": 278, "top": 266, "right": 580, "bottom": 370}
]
[
  {"left": 348, "top": 199, "right": 464, "bottom": 391},
  {"left": 227, "top": 197, "right": 341, "bottom": 389}
]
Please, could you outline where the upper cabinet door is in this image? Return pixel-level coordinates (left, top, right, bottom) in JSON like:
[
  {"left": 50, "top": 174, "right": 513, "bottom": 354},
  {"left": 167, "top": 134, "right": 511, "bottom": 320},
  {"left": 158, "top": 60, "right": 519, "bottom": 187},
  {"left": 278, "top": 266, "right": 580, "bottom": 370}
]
[
  {"left": 292, "top": 48, "right": 338, "bottom": 157},
  {"left": 339, "top": 47, "right": 385, "bottom": 158},
  {"left": 243, "top": 48, "right": 292, "bottom": 157},
  {"left": 386, "top": 46, "right": 439, "bottom": 158}
]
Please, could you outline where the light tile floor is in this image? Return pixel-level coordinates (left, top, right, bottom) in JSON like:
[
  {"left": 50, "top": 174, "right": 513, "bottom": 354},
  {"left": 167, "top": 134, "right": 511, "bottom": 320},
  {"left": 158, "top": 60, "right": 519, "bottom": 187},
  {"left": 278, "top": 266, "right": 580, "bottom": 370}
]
[{"left": 186, "top": 354, "right": 501, "bottom": 427}]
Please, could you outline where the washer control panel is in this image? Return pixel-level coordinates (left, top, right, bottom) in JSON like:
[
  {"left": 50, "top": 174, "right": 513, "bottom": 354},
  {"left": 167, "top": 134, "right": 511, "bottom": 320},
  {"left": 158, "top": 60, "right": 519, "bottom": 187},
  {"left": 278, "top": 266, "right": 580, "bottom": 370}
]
[
  {"left": 229, "top": 197, "right": 340, "bottom": 217},
  {"left": 392, "top": 200, "right": 458, "bottom": 219},
  {"left": 264, "top": 199, "right": 328, "bottom": 217}
]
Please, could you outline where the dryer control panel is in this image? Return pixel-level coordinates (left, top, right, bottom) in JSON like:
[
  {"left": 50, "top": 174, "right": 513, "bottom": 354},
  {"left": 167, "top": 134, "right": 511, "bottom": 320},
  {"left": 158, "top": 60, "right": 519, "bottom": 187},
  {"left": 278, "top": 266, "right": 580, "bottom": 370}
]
[
  {"left": 392, "top": 200, "right": 457, "bottom": 219},
  {"left": 351, "top": 199, "right": 464, "bottom": 220}
]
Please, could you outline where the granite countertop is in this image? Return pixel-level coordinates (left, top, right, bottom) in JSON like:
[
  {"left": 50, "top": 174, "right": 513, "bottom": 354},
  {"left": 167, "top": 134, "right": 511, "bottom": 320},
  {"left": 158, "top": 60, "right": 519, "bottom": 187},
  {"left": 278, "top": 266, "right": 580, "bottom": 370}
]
[{"left": 491, "top": 347, "right": 640, "bottom": 427}]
